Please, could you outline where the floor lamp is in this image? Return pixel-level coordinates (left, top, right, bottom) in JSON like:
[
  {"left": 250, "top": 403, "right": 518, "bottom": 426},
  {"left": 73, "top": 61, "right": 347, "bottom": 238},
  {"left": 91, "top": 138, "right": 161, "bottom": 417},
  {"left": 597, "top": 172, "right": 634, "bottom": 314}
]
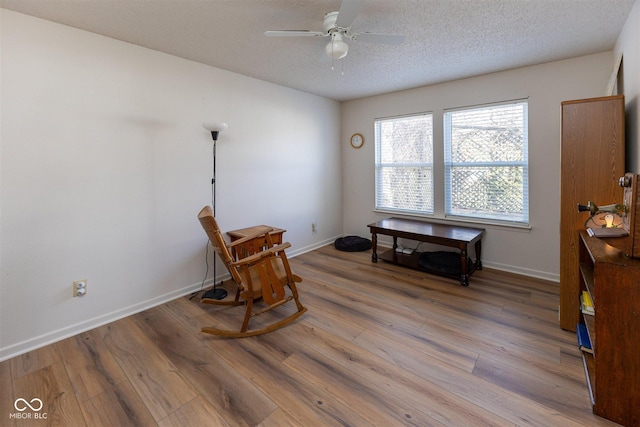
[{"left": 202, "top": 122, "right": 228, "bottom": 300}]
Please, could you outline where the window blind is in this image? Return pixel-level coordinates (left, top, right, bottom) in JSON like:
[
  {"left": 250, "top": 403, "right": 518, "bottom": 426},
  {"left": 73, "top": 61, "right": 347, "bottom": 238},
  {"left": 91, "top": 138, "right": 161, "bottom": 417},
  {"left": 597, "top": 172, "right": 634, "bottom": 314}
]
[
  {"left": 444, "top": 100, "right": 529, "bottom": 224},
  {"left": 375, "top": 114, "right": 434, "bottom": 214}
]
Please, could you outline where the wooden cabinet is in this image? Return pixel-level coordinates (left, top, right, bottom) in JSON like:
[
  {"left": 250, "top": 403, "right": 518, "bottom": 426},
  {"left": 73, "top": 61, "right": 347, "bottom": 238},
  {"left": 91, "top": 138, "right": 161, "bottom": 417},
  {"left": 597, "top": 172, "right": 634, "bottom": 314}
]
[
  {"left": 578, "top": 231, "right": 640, "bottom": 426},
  {"left": 560, "top": 95, "right": 625, "bottom": 331}
]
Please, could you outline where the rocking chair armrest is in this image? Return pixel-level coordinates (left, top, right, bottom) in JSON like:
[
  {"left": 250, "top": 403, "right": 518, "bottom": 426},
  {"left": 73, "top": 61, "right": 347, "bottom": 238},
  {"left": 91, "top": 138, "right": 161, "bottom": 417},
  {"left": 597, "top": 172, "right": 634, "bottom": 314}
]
[
  {"left": 227, "top": 227, "right": 275, "bottom": 248},
  {"left": 230, "top": 242, "right": 292, "bottom": 267}
]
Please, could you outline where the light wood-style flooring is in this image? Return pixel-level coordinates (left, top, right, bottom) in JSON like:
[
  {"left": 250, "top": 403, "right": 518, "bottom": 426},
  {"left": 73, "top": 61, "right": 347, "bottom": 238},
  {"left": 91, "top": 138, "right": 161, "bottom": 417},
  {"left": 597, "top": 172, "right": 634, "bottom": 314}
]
[{"left": 1, "top": 245, "right": 621, "bottom": 426}]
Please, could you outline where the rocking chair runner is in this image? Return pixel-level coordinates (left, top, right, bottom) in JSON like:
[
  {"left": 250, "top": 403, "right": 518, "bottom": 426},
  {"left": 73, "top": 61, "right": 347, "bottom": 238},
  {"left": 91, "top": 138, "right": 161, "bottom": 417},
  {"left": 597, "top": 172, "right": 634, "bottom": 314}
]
[{"left": 197, "top": 206, "right": 307, "bottom": 337}]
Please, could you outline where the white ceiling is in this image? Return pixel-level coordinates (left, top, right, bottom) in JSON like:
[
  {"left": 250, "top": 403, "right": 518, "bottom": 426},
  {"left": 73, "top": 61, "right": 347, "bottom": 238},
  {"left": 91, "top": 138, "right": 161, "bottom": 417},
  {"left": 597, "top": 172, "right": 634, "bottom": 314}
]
[{"left": 0, "top": 0, "right": 636, "bottom": 101}]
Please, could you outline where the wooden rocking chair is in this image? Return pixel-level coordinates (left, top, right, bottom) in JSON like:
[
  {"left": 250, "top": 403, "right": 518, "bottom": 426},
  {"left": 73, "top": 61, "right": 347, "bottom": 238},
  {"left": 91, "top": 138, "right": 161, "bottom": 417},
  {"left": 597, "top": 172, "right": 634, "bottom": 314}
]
[{"left": 197, "top": 206, "right": 307, "bottom": 337}]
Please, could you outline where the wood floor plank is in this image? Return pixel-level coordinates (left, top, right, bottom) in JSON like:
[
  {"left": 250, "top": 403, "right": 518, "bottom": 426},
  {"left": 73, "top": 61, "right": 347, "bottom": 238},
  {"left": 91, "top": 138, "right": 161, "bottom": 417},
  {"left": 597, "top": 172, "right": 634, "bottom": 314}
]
[
  {"left": 256, "top": 407, "right": 305, "bottom": 427},
  {"left": 10, "top": 342, "right": 62, "bottom": 379},
  {"left": 402, "top": 286, "right": 568, "bottom": 364},
  {"left": 347, "top": 315, "right": 602, "bottom": 427},
  {"left": 12, "top": 362, "right": 86, "bottom": 426},
  {"left": 97, "top": 316, "right": 198, "bottom": 421},
  {"left": 208, "top": 333, "right": 374, "bottom": 427},
  {"left": 303, "top": 278, "right": 480, "bottom": 374},
  {"left": 0, "top": 360, "right": 16, "bottom": 427},
  {"left": 284, "top": 350, "right": 446, "bottom": 426},
  {"left": 157, "top": 395, "right": 232, "bottom": 427},
  {"left": 162, "top": 295, "right": 223, "bottom": 335},
  {"left": 80, "top": 379, "right": 156, "bottom": 426},
  {"left": 134, "top": 304, "right": 278, "bottom": 427},
  {"left": 301, "top": 287, "right": 378, "bottom": 341},
  {"left": 306, "top": 280, "right": 424, "bottom": 342},
  {"left": 279, "top": 321, "right": 511, "bottom": 427},
  {"left": 301, "top": 274, "right": 427, "bottom": 332},
  {"left": 472, "top": 354, "right": 594, "bottom": 421},
  {"left": 414, "top": 314, "right": 586, "bottom": 384},
  {"left": 55, "top": 329, "right": 128, "bottom": 402}
]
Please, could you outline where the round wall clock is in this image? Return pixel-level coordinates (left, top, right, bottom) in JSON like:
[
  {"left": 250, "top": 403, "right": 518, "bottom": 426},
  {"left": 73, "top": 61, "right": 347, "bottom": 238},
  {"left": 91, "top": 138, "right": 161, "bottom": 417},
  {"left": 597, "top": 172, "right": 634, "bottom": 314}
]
[{"left": 350, "top": 133, "right": 364, "bottom": 149}]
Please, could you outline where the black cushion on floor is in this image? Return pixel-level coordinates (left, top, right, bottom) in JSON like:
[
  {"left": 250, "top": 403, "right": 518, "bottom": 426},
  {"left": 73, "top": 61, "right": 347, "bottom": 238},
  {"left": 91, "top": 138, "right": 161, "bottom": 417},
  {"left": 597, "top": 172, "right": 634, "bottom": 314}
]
[
  {"left": 418, "top": 251, "right": 470, "bottom": 275},
  {"left": 334, "top": 236, "right": 372, "bottom": 252}
]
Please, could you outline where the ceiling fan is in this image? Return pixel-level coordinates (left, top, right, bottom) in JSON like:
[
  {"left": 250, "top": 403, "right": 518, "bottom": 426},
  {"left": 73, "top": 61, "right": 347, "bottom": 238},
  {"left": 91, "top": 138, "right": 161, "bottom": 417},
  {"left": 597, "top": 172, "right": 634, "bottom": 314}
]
[{"left": 264, "top": 0, "right": 404, "bottom": 63}]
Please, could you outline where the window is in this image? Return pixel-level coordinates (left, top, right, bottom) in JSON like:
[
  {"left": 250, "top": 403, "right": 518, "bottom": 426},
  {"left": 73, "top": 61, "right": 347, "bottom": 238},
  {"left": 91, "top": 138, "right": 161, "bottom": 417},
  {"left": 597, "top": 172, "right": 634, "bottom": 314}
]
[
  {"left": 375, "top": 114, "right": 434, "bottom": 214},
  {"left": 444, "top": 100, "right": 528, "bottom": 224}
]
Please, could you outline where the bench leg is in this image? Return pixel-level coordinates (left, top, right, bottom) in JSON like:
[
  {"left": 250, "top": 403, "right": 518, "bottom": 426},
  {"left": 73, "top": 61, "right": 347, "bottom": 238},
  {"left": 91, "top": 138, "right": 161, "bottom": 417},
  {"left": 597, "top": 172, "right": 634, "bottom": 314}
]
[
  {"left": 460, "top": 245, "right": 469, "bottom": 286},
  {"left": 392, "top": 236, "right": 398, "bottom": 262},
  {"left": 475, "top": 240, "right": 483, "bottom": 270},
  {"left": 371, "top": 232, "right": 378, "bottom": 262}
]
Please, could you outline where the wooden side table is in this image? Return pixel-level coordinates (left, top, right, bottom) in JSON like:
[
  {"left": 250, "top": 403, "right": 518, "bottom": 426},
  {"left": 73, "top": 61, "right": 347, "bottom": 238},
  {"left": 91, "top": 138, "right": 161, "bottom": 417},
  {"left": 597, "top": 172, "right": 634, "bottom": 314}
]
[{"left": 227, "top": 225, "right": 286, "bottom": 260}]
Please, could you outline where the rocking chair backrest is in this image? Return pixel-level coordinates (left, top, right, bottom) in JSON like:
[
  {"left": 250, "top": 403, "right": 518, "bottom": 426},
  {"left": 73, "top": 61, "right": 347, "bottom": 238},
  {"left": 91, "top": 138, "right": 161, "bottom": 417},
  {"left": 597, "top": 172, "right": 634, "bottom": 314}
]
[{"left": 197, "top": 206, "right": 243, "bottom": 284}]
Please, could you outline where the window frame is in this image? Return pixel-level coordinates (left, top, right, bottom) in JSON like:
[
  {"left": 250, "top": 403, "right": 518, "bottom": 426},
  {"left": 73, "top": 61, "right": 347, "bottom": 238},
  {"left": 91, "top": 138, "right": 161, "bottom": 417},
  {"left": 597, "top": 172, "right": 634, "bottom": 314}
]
[
  {"left": 443, "top": 99, "right": 529, "bottom": 225},
  {"left": 374, "top": 112, "right": 435, "bottom": 216}
]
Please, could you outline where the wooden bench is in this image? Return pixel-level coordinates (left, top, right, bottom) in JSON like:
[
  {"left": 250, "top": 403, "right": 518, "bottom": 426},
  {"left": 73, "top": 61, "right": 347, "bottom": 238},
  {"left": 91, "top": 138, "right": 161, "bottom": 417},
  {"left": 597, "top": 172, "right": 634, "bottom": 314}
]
[{"left": 368, "top": 217, "right": 484, "bottom": 286}]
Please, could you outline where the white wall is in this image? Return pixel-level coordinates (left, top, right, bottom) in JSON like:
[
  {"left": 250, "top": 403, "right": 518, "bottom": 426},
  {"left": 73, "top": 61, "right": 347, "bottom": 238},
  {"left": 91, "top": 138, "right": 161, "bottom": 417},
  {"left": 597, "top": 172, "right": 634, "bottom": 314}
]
[
  {"left": 341, "top": 52, "right": 616, "bottom": 281},
  {"left": 616, "top": 0, "right": 640, "bottom": 171},
  {"left": 0, "top": 10, "right": 342, "bottom": 360}
]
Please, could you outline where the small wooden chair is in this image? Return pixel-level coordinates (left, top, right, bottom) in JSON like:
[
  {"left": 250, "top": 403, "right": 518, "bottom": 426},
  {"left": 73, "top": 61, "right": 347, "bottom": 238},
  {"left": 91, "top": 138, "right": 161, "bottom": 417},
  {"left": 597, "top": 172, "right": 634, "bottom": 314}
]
[{"left": 197, "top": 206, "right": 307, "bottom": 337}]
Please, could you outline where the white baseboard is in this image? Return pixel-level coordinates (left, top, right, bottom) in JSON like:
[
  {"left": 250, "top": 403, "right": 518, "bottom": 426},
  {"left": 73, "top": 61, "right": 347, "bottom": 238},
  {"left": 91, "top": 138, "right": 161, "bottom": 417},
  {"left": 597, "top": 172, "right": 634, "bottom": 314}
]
[
  {"left": 480, "top": 261, "right": 559, "bottom": 282},
  {"left": 288, "top": 236, "right": 338, "bottom": 257}
]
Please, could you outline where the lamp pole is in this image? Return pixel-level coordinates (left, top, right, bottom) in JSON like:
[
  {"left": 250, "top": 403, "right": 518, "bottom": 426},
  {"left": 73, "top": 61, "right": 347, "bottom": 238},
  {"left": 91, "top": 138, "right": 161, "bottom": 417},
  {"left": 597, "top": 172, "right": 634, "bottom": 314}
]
[{"left": 202, "top": 122, "right": 228, "bottom": 300}]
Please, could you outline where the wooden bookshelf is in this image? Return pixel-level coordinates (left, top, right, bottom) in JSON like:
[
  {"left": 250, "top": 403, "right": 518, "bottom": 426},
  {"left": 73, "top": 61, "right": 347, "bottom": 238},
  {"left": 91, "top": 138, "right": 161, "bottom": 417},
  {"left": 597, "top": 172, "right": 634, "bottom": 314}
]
[
  {"left": 578, "top": 231, "right": 640, "bottom": 426},
  {"left": 560, "top": 95, "right": 625, "bottom": 332}
]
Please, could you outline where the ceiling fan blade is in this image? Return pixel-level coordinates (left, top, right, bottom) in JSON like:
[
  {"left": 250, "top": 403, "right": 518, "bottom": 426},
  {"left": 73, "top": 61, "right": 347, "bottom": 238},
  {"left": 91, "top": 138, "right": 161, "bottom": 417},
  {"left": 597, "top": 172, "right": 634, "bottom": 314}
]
[
  {"left": 264, "top": 30, "right": 325, "bottom": 37},
  {"left": 350, "top": 32, "right": 405, "bottom": 45},
  {"left": 335, "top": 0, "right": 367, "bottom": 28}
]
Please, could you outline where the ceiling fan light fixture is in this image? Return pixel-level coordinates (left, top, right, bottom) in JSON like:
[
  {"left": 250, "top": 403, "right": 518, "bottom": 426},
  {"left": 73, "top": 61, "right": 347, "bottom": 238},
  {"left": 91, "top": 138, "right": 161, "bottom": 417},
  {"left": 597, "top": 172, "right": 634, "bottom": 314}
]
[
  {"left": 264, "top": 2, "right": 404, "bottom": 67},
  {"left": 326, "top": 33, "right": 348, "bottom": 60}
]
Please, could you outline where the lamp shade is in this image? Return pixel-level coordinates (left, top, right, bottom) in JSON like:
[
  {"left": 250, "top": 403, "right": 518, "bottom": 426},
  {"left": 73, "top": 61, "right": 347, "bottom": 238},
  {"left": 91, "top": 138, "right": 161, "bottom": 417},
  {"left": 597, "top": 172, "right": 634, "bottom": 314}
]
[
  {"left": 203, "top": 122, "right": 227, "bottom": 141},
  {"left": 326, "top": 33, "right": 348, "bottom": 60},
  {"left": 202, "top": 122, "right": 228, "bottom": 133}
]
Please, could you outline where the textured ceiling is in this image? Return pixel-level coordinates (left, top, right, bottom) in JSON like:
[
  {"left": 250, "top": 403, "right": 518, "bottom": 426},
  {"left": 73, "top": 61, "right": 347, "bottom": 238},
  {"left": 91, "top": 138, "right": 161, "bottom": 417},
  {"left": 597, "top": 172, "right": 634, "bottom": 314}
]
[{"left": 0, "top": 0, "right": 635, "bottom": 101}]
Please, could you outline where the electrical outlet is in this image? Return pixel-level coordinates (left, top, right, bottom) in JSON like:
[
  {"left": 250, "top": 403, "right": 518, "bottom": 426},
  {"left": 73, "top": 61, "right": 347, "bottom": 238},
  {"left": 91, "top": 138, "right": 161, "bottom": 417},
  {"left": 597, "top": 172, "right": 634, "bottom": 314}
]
[
  {"left": 311, "top": 222, "right": 317, "bottom": 234},
  {"left": 73, "top": 279, "right": 87, "bottom": 297}
]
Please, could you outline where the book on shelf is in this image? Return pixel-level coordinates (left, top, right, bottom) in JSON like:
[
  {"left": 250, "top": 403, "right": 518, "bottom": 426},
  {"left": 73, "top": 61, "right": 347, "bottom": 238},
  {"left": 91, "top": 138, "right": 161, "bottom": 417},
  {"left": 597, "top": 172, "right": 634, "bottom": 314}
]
[
  {"left": 581, "top": 291, "right": 594, "bottom": 315},
  {"left": 586, "top": 227, "right": 628, "bottom": 237},
  {"left": 576, "top": 323, "right": 593, "bottom": 354},
  {"left": 582, "top": 290, "right": 593, "bottom": 307}
]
